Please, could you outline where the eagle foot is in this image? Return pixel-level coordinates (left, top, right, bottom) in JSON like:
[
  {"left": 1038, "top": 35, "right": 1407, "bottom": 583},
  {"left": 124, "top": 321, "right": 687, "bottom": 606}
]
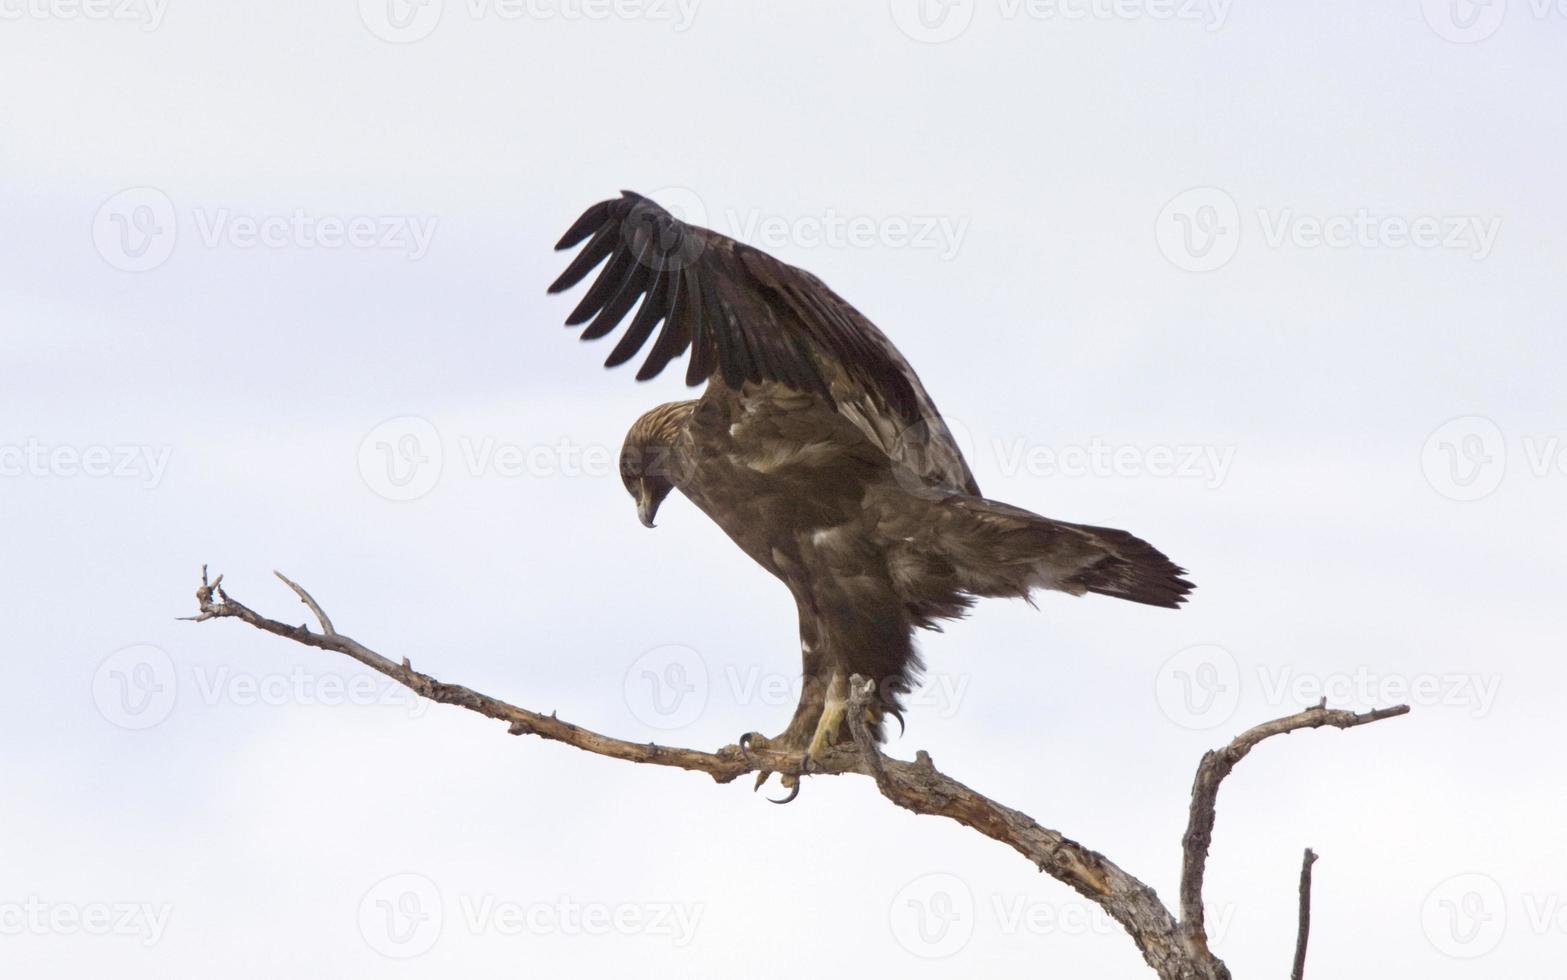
[
  {"left": 739, "top": 733, "right": 811, "bottom": 804},
  {"left": 737, "top": 731, "right": 771, "bottom": 758},
  {"left": 750, "top": 762, "right": 805, "bottom": 805}
]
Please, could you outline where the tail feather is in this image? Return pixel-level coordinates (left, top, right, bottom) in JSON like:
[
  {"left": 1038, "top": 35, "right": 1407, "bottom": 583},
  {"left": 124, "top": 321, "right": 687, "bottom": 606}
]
[
  {"left": 928, "top": 496, "right": 1194, "bottom": 610},
  {"left": 1049, "top": 521, "right": 1193, "bottom": 609}
]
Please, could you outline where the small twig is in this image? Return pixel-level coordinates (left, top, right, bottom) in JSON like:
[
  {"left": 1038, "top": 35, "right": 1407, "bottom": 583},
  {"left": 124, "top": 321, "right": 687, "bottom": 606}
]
[
  {"left": 1178, "top": 699, "right": 1409, "bottom": 955},
  {"left": 177, "top": 564, "right": 225, "bottom": 622},
  {"left": 274, "top": 570, "right": 335, "bottom": 635},
  {"left": 1291, "top": 847, "right": 1319, "bottom": 980},
  {"left": 845, "top": 674, "right": 894, "bottom": 793}
]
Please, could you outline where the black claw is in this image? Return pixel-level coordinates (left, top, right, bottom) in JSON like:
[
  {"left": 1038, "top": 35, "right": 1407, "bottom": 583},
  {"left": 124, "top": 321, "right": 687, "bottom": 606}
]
[{"left": 768, "top": 779, "right": 801, "bottom": 805}]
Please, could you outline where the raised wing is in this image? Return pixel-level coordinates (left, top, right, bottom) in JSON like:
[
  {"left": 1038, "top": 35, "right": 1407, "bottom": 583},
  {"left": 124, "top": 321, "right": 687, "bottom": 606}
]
[{"left": 548, "top": 190, "right": 980, "bottom": 496}]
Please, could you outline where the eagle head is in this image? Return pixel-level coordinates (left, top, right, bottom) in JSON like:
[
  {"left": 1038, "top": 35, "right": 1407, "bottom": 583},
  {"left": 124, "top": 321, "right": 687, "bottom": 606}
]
[{"left": 620, "top": 401, "right": 696, "bottom": 528}]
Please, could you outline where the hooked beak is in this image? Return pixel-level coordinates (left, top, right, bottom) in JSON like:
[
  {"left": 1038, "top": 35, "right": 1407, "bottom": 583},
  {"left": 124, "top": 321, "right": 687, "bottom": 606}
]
[{"left": 637, "top": 493, "right": 657, "bottom": 529}]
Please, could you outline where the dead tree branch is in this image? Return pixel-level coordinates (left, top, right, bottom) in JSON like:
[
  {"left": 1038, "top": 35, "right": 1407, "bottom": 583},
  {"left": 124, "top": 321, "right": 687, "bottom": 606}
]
[
  {"left": 1178, "top": 698, "right": 1409, "bottom": 960},
  {"left": 184, "top": 569, "right": 1407, "bottom": 980},
  {"left": 1291, "top": 847, "right": 1319, "bottom": 980}
]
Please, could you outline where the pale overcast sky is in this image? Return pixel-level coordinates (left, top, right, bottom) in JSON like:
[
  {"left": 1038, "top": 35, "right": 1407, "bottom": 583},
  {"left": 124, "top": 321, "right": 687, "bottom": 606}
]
[{"left": 2, "top": 2, "right": 1564, "bottom": 977}]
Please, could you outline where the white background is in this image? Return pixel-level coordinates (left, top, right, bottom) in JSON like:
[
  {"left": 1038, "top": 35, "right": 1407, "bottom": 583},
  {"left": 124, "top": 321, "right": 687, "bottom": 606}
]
[{"left": 2, "top": 1, "right": 1564, "bottom": 976}]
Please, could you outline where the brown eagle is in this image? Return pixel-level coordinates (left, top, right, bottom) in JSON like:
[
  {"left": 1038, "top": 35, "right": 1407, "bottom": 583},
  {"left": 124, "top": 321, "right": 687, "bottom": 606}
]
[{"left": 550, "top": 191, "right": 1192, "bottom": 800}]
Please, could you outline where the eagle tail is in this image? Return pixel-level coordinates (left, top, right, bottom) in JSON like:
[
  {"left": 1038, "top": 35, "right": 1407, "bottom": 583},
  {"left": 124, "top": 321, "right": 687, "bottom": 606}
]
[
  {"left": 1038, "top": 519, "right": 1194, "bottom": 609},
  {"left": 931, "top": 497, "right": 1194, "bottom": 610}
]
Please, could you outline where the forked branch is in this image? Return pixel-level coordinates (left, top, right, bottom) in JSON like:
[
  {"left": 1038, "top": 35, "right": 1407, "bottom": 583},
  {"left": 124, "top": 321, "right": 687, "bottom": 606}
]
[{"left": 184, "top": 569, "right": 1407, "bottom": 980}]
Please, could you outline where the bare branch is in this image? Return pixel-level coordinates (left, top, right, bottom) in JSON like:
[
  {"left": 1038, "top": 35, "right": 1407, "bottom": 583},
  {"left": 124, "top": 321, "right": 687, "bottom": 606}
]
[
  {"left": 274, "top": 570, "right": 335, "bottom": 635},
  {"left": 1178, "top": 699, "right": 1409, "bottom": 955},
  {"left": 185, "top": 569, "right": 1407, "bottom": 980},
  {"left": 183, "top": 568, "right": 804, "bottom": 782},
  {"left": 1291, "top": 847, "right": 1319, "bottom": 980}
]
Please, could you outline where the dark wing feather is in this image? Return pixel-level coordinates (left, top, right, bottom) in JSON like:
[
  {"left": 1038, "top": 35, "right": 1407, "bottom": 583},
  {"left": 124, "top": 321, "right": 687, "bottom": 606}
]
[
  {"left": 548, "top": 190, "right": 979, "bottom": 496},
  {"left": 551, "top": 226, "right": 617, "bottom": 306},
  {"left": 632, "top": 268, "right": 689, "bottom": 380}
]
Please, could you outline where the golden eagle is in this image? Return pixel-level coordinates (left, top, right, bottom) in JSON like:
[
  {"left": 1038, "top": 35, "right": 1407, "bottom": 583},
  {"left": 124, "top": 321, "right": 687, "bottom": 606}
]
[{"left": 550, "top": 191, "right": 1192, "bottom": 800}]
